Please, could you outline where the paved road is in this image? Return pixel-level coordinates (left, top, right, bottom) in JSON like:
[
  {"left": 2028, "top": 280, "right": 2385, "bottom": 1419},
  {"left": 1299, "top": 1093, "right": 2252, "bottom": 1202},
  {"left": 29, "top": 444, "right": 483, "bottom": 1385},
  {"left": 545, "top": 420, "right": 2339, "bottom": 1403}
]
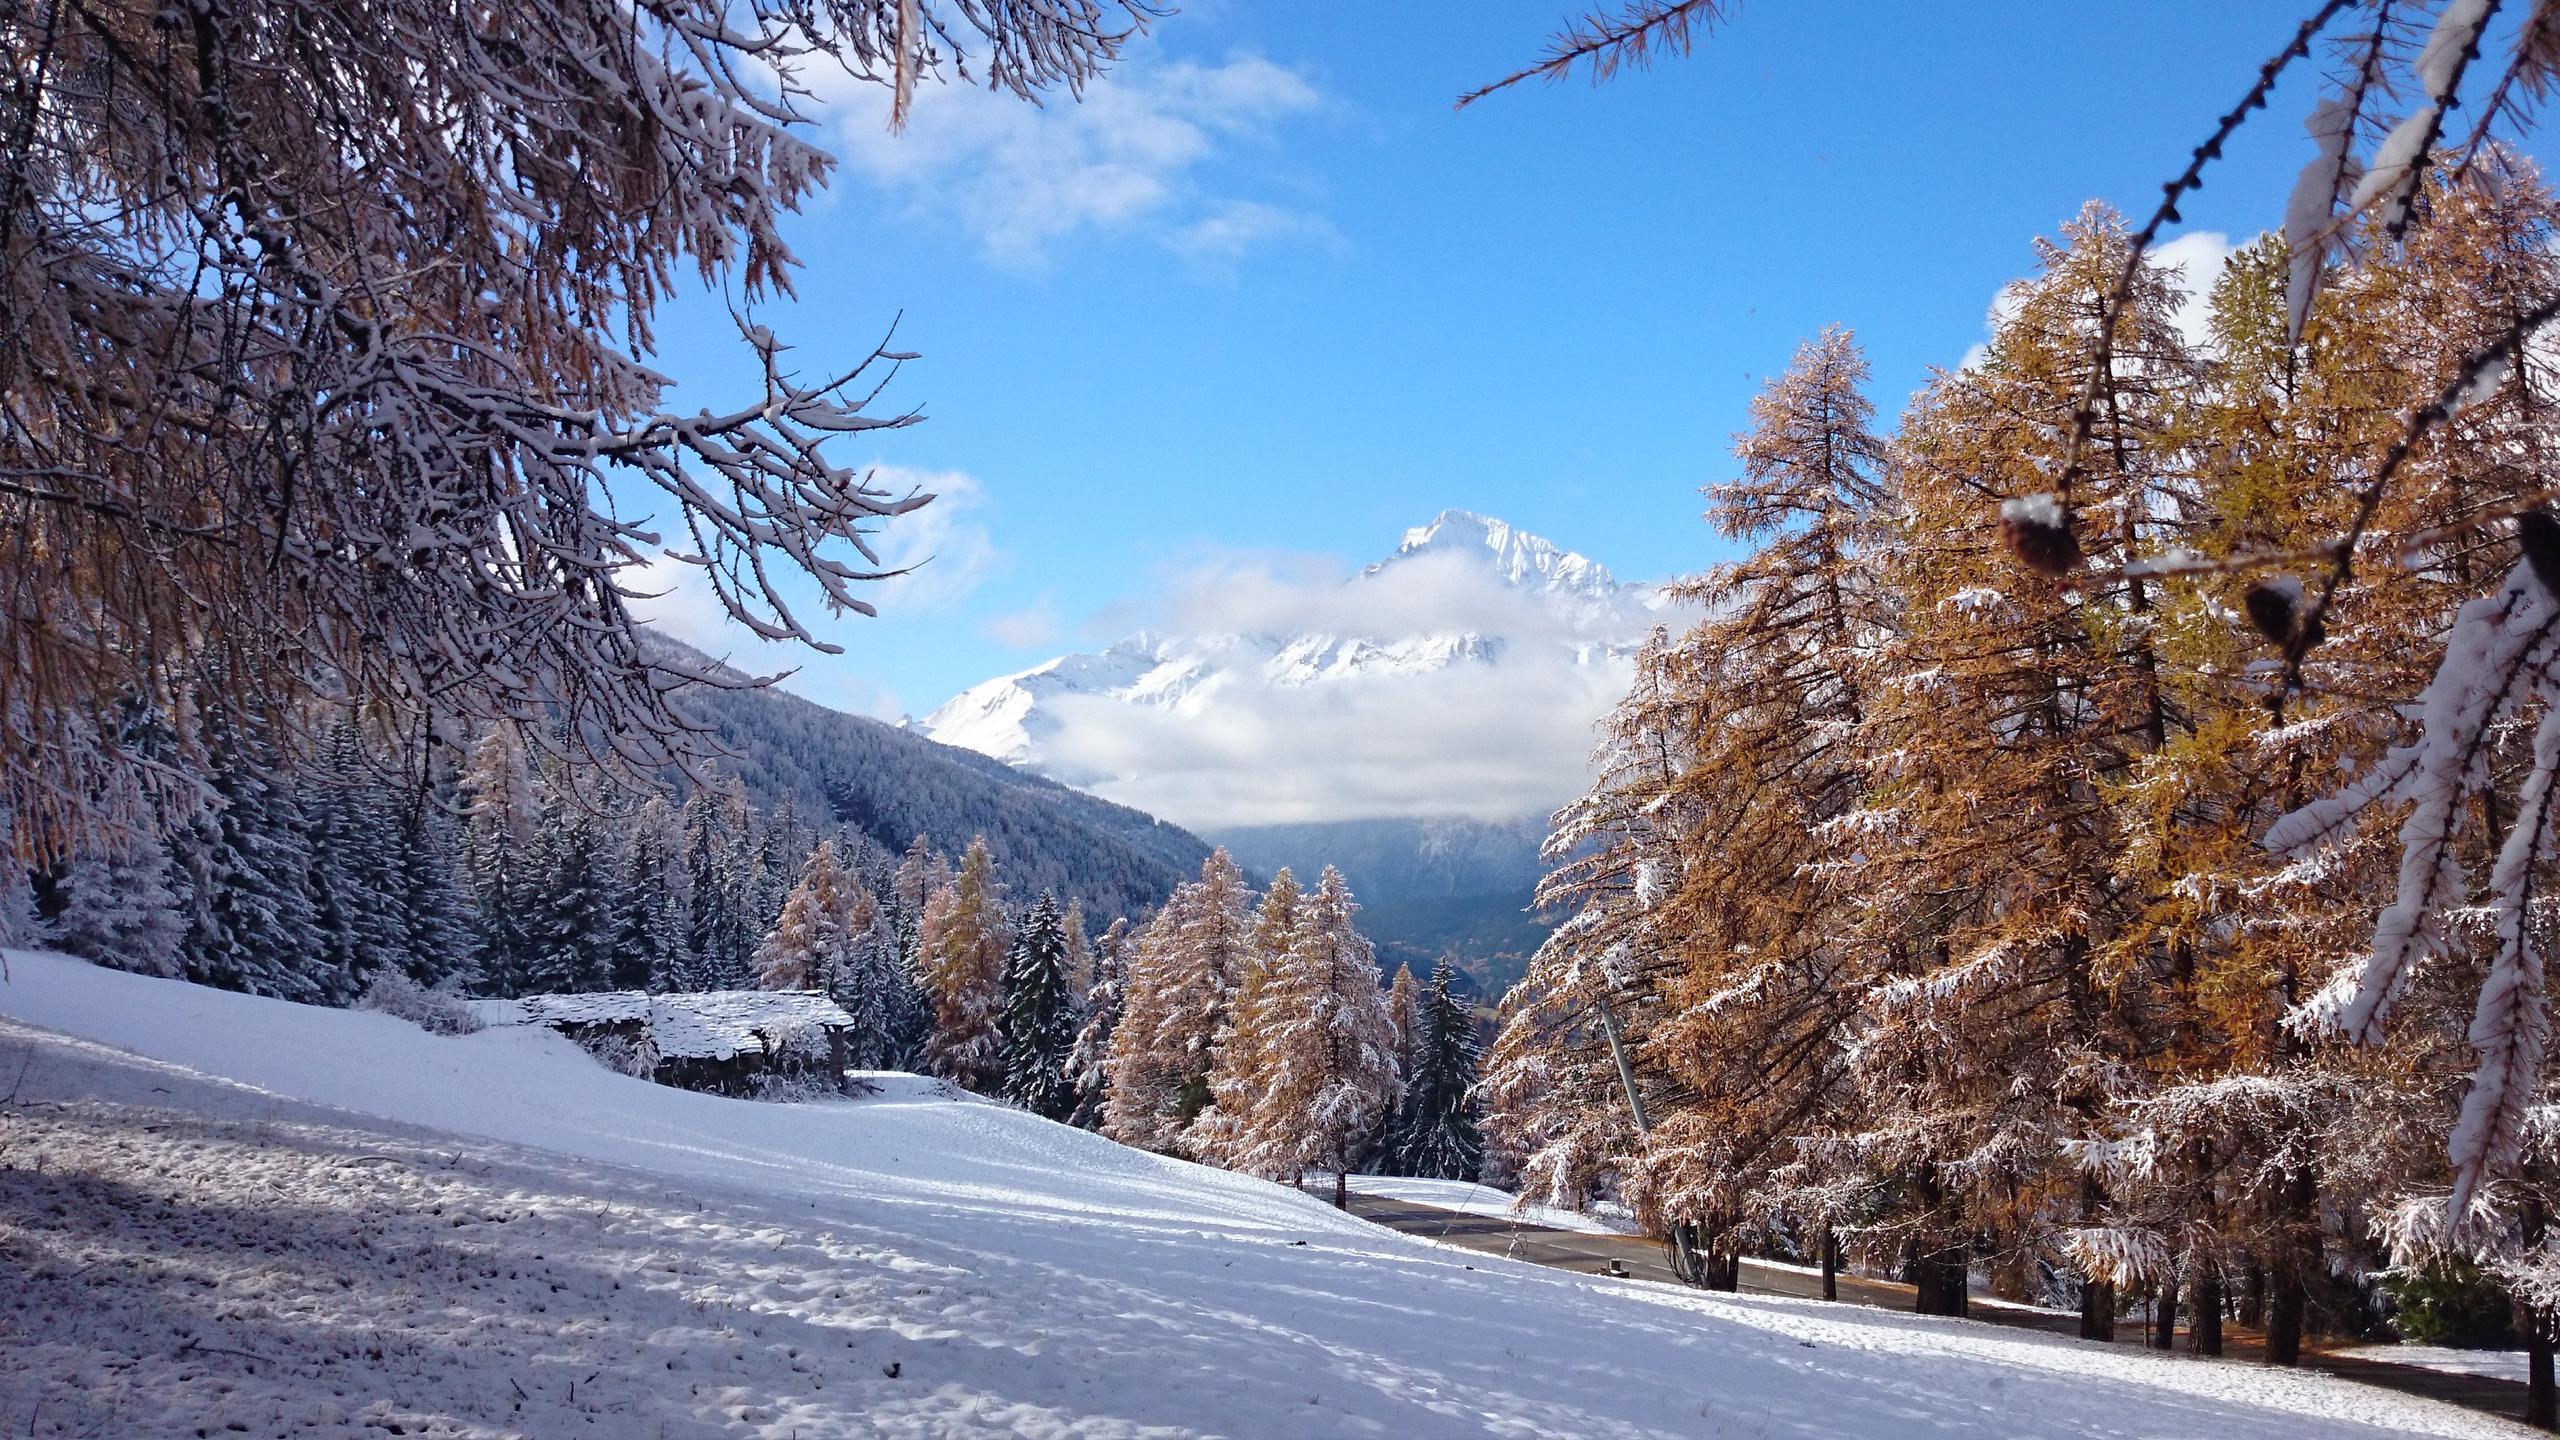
[{"left": 1342, "top": 1189, "right": 2538, "bottom": 1427}]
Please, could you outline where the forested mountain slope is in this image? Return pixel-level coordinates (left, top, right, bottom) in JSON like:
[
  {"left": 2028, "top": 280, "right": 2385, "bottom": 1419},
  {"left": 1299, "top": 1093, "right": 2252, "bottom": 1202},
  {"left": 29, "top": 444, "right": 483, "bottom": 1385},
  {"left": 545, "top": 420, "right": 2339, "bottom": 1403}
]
[
  {"left": 1219, "top": 816, "right": 1550, "bottom": 995},
  {"left": 662, "top": 638, "right": 1210, "bottom": 921}
]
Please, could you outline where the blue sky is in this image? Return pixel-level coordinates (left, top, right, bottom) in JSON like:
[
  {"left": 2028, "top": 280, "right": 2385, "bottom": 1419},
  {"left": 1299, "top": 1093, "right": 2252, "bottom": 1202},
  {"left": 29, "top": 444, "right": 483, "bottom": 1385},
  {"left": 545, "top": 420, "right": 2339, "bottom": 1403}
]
[{"left": 635, "top": 1, "right": 2397, "bottom": 720}]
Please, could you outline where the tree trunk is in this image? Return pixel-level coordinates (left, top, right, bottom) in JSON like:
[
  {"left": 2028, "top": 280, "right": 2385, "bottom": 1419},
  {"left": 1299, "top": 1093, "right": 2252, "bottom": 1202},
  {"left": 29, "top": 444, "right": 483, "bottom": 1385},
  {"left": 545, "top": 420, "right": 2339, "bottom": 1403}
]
[
  {"left": 2263, "top": 1269, "right": 2305, "bottom": 1367},
  {"left": 2192, "top": 1268, "right": 2223, "bottom": 1357},
  {"left": 1697, "top": 1220, "right": 1739, "bottom": 1292},
  {"left": 1913, "top": 1244, "right": 1969, "bottom": 1317},
  {"left": 2078, "top": 1270, "right": 2119, "bottom": 1342},
  {"left": 1705, "top": 1252, "right": 1740, "bottom": 1291},
  {"left": 2524, "top": 1193, "right": 2557, "bottom": 1429},
  {"left": 2239, "top": 1263, "right": 2265, "bottom": 1329},
  {"left": 1667, "top": 1221, "right": 1701, "bottom": 1285},
  {"left": 1332, "top": 1168, "right": 1347, "bottom": 1210},
  {"left": 2152, "top": 1276, "right": 2179, "bottom": 1352},
  {"left": 1820, "top": 1226, "right": 1839, "bottom": 1302},
  {"left": 2264, "top": 1165, "right": 2318, "bottom": 1368},
  {"left": 2529, "top": 1328, "right": 2555, "bottom": 1432}
]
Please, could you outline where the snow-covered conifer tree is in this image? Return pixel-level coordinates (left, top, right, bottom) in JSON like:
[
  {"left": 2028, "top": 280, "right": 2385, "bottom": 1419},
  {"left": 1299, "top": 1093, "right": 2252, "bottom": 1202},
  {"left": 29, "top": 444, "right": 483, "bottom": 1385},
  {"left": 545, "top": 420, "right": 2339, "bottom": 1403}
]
[
  {"left": 1243, "top": 867, "right": 1399, "bottom": 1205},
  {"left": 0, "top": 854, "right": 46, "bottom": 951},
  {"left": 459, "top": 726, "right": 539, "bottom": 994},
  {"left": 527, "top": 795, "right": 616, "bottom": 994},
  {"left": 1067, "top": 918, "right": 1132, "bottom": 1130},
  {"left": 1104, "top": 849, "right": 1252, "bottom": 1154},
  {"left": 892, "top": 835, "right": 949, "bottom": 942},
  {"left": 882, "top": 838, "right": 949, "bottom": 1068},
  {"left": 614, "top": 797, "right": 691, "bottom": 992},
  {"left": 757, "top": 840, "right": 857, "bottom": 991},
  {"left": 1062, "top": 898, "right": 1096, "bottom": 1003},
  {"left": 388, "top": 796, "right": 478, "bottom": 990},
  {"left": 1388, "top": 962, "right": 1422, "bottom": 1078},
  {"left": 1189, "top": 867, "right": 1300, "bottom": 1165},
  {"left": 1000, "top": 893, "right": 1081, "bottom": 1120},
  {"left": 304, "top": 720, "right": 407, "bottom": 990},
  {"left": 1379, "top": 961, "right": 1423, "bottom": 1162},
  {"left": 1392, "top": 961, "right": 1486, "bottom": 1182},
  {"left": 833, "top": 886, "right": 917, "bottom": 1071},
  {"left": 680, "top": 778, "right": 759, "bottom": 991},
  {"left": 48, "top": 835, "right": 182, "bottom": 977},
  {"left": 920, "top": 838, "right": 1008, "bottom": 1093},
  {"left": 751, "top": 797, "right": 808, "bottom": 941},
  {"left": 172, "top": 707, "right": 333, "bottom": 1003}
]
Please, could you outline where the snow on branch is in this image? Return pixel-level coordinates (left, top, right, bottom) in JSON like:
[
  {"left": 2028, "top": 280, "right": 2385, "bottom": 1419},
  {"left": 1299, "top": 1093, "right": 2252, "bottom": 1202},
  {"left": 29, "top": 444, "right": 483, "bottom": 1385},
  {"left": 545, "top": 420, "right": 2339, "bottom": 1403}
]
[
  {"left": 2276, "top": 565, "right": 2560, "bottom": 1042},
  {"left": 2449, "top": 701, "right": 2560, "bottom": 1213},
  {"left": 0, "top": 0, "right": 1146, "bottom": 848},
  {"left": 2276, "top": 556, "right": 2560, "bottom": 1213},
  {"left": 2348, "top": 0, "right": 2500, "bottom": 238},
  {"left": 2031, "top": 2, "right": 2349, "bottom": 542},
  {"left": 2285, "top": 96, "right": 2367, "bottom": 339}
]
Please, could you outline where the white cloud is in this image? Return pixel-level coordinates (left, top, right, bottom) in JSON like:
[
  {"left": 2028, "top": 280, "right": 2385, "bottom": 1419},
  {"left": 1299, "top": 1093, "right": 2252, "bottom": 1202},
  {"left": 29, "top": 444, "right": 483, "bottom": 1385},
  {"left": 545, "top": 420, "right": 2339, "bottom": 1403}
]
[
  {"left": 622, "top": 461, "right": 998, "bottom": 716},
  {"left": 1015, "top": 543, "right": 1663, "bottom": 830},
  {"left": 1048, "top": 658, "right": 1635, "bottom": 830},
  {"left": 1958, "top": 228, "right": 2236, "bottom": 370},
  {"left": 622, "top": 548, "right": 765, "bottom": 659},
  {"left": 866, "top": 463, "right": 1002, "bottom": 612},
  {"left": 983, "top": 597, "right": 1063, "bottom": 650},
  {"left": 827, "top": 52, "right": 1326, "bottom": 265},
  {"left": 2150, "top": 230, "right": 2237, "bottom": 350},
  {"left": 1167, "top": 200, "right": 1342, "bottom": 263}
]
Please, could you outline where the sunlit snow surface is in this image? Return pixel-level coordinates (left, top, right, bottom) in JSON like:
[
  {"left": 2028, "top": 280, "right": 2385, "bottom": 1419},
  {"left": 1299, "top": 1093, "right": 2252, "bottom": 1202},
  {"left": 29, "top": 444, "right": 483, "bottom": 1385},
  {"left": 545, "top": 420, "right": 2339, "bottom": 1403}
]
[
  {"left": 1342, "top": 1173, "right": 1640, "bottom": 1235},
  {"left": 0, "top": 952, "right": 2528, "bottom": 1438},
  {"left": 2338, "top": 1344, "right": 2530, "bottom": 1384}
]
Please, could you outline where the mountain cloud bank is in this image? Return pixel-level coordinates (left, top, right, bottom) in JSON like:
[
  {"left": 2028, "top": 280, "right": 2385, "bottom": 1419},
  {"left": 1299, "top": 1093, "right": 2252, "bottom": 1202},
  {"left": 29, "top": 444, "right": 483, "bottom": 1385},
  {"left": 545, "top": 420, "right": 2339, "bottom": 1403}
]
[{"left": 924, "top": 513, "right": 1668, "bottom": 831}]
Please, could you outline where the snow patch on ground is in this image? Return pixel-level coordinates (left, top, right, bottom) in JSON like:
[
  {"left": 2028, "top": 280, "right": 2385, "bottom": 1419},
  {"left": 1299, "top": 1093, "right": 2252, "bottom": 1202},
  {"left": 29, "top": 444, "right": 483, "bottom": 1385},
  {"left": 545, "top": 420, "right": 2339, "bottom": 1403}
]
[
  {"left": 1344, "top": 1173, "right": 1640, "bottom": 1235},
  {"left": 0, "top": 952, "right": 2531, "bottom": 1438},
  {"left": 2339, "top": 1344, "right": 2530, "bottom": 1383}
]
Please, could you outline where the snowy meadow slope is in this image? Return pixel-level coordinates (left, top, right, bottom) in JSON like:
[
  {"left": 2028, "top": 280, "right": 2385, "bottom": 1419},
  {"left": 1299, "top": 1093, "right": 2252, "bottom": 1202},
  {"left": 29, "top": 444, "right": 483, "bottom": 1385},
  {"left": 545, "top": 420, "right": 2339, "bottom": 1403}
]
[{"left": 0, "top": 953, "right": 2524, "bottom": 1439}]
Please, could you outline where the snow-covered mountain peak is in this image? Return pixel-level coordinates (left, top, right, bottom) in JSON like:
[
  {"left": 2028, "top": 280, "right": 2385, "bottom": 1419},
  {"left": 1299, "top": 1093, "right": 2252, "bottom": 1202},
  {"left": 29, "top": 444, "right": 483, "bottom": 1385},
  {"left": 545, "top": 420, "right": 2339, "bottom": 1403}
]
[
  {"left": 1375, "top": 509, "right": 1620, "bottom": 600},
  {"left": 919, "top": 513, "right": 1647, "bottom": 808}
]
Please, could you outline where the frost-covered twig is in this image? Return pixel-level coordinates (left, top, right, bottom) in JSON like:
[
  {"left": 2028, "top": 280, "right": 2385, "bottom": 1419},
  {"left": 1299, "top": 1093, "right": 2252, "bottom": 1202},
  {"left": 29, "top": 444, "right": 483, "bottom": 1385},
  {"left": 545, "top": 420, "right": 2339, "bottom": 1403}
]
[
  {"left": 0, "top": 0, "right": 1147, "bottom": 849},
  {"left": 2350, "top": 0, "right": 2502, "bottom": 238},
  {"left": 2043, "top": 3, "right": 2351, "bottom": 520},
  {"left": 2276, "top": 292, "right": 2560, "bottom": 703},
  {"left": 2448, "top": 702, "right": 2560, "bottom": 1212},
  {"left": 2274, "top": 565, "right": 2560, "bottom": 1040},
  {"left": 1456, "top": 1, "right": 1735, "bottom": 109}
]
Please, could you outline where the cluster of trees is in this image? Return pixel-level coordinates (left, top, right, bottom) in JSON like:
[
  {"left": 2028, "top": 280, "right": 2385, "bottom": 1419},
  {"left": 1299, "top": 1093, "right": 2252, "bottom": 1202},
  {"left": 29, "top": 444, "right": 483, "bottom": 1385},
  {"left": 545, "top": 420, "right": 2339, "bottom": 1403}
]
[
  {"left": 8, "top": 704, "right": 1073, "bottom": 1053},
  {"left": 705, "top": 837, "right": 1491, "bottom": 1189},
  {"left": 1489, "top": 170, "right": 2560, "bottom": 1375},
  {"left": 14, "top": 709, "right": 868, "bottom": 1009},
  {"left": 14, "top": 707, "right": 476, "bottom": 1006},
  {"left": 1091, "top": 852, "right": 1484, "bottom": 1202},
  {"left": 14, "top": 738, "right": 1486, "bottom": 1198}
]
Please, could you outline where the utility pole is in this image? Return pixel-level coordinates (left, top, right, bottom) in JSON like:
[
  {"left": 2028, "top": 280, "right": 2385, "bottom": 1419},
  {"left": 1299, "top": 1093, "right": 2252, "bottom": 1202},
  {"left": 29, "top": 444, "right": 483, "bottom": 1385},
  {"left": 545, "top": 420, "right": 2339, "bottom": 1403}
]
[{"left": 1594, "top": 991, "right": 1703, "bottom": 1284}]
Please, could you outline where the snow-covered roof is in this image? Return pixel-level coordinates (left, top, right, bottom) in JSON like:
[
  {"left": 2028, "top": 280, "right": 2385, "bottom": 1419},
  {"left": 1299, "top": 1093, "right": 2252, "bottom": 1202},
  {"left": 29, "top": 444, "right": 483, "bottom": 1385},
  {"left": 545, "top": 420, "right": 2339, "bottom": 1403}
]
[{"left": 480, "top": 990, "right": 852, "bottom": 1061}]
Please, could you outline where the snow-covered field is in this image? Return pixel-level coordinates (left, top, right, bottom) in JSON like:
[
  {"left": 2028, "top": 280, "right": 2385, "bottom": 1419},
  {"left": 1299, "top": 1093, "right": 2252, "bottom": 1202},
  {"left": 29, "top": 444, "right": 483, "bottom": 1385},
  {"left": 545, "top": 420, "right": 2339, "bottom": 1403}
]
[
  {"left": 1341, "top": 1173, "right": 1639, "bottom": 1235},
  {"left": 0, "top": 952, "right": 2528, "bottom": 1438}
]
